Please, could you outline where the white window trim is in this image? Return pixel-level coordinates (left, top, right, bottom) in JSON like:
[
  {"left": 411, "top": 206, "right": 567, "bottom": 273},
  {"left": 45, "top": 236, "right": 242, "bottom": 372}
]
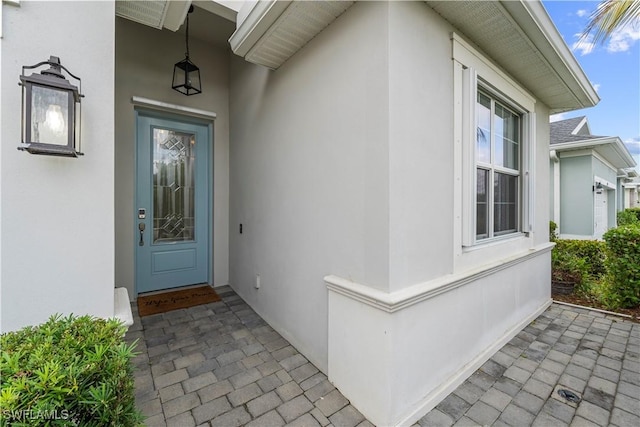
[{"left": 452, "top": 33, "right": 536, "bottom": 248}]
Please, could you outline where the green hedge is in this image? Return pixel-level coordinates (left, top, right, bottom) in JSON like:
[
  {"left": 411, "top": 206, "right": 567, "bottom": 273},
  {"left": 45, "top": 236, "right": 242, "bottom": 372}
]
[
  {"left": 553, "top": 239, "right": 606, "bottom": 279},
  {"left": 617, "top": 208, "right": 640, "bottom": 226},
  {"left": 0, "top": 314, "right": 143, "bottom": 426},
  {"left": 603, "top": 224, "right": 640, "bottom": 308}
]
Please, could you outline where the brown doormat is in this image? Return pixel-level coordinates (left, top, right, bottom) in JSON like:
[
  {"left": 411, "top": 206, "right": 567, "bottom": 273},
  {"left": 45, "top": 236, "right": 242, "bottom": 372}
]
[{"left": 137, "top": 285, "right": 221, "bottom": 317}]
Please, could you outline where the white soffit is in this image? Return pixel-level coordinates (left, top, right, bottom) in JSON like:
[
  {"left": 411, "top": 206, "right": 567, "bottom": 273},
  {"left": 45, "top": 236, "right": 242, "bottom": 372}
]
[
  {"left": 116, "top": 0, "right": 191, "bottom": 32},
  {"left": 230, "top": 0, "right": 354, "bottom": 69},
  {"left": 426, "top": 0, "right": 598, "bottom": 113}
]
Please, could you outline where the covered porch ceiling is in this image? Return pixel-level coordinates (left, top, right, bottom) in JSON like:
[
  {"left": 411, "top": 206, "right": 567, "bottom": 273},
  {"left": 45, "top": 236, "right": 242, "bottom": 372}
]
[{"left": 115, "top": 0, "right": 238, "bottom": 48}]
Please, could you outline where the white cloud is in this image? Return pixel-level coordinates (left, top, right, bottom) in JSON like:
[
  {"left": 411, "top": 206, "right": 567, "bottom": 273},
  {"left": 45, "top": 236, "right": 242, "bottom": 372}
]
[
  {"left": 592, "top": 83, "right": 601, "bottom": 92},
  {"left": 576, "top": 9, "right": 588, "bottom": 18},
  {"left": 572, "top": 33, "right": 595, "bottom": 55},
  {"left": 550, "top": 113, "right": 567, "bottom": 123},
  {"left": 607, "top": 24, "right": 640, "bottom": 53},
  {"left": 626, "top": 138, "right": 640, "bottom": 172},
  {"left": 625, "top": 137, "right": 640, "bottom": 156}
]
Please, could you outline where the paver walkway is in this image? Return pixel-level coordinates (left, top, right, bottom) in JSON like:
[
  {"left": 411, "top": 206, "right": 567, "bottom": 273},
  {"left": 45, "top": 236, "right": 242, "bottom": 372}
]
[
  {"left": 126, "top": 287, "right": 640, "bottom": 427},
  {"left": 418, "top": 303, "right": 640, "bottom": 427},
  {"left": 125, "top": 286, "right": 370, "bottom": 427}
]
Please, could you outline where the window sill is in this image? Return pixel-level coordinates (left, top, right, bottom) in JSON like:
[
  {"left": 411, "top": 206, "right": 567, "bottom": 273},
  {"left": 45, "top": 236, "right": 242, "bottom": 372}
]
[{"left": 463, "top": 232, "right": 529, "bottom": 252}]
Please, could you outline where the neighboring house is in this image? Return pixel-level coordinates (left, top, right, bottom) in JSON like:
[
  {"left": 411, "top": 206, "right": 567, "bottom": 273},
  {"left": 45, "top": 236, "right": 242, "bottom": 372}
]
[
  {"left": 1, "top": 1, "right": 598, "bottom": 425},
  {"left": 622, "top": 175, "right": 640, "bottom": 209},
  {"left": 549, "top": 116, "right": 637, "bottom": 239}
]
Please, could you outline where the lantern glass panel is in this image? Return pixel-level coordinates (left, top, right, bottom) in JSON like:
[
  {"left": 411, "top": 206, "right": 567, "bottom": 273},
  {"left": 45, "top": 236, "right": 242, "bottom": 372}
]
[{"left": 31, "top": 85, "right": 69, "bottom": 146}]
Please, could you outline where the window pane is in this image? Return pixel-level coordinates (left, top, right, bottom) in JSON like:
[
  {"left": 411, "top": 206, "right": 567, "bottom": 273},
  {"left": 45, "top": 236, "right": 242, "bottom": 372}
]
[
  {"left": 494, "top": 103, "right": 519, "bottom": 169},
  {"left": 476, "top": 168, "right": 489, "bottom": 239},
  {"left": 494, "top": 172, "right": 518, "bottom": 235},
  {"left": 476, "top": 92, "right": 491, "bottom": 163},
  {"left": 153, "top": 128, "right": 196, "bottom": 243}
]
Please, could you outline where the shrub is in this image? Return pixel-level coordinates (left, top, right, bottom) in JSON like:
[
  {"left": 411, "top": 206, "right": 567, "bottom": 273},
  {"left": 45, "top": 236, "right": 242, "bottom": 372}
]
[
  {"left": 617, "top": 209, "right": 640, "bottom": 226},
  {"left": 603, "top": 224, "right": 640, "bottom": 308},
  {"left": 0, "top": 314, "right": 143, "bottom": 426},
  {"left": 549, "top": 221, "right": 558, "bottom": 242},
  {"left": 552, "top": 245, "right": 589, "bottom": 284},
  {"left": 553, "top": 239, "right": 606, "bottom": 279}
]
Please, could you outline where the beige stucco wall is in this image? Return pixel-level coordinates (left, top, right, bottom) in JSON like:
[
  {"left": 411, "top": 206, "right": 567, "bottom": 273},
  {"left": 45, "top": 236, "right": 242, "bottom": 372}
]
[{"left": 114, "top": 17, "right": 231, "bottom": 298}]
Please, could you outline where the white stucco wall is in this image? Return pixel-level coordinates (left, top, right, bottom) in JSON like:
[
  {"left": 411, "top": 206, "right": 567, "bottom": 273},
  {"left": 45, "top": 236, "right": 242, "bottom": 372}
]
[
  {"left": 326, "top": 3, "right": 553, "bottom": 425},
  {"left": 387, "top": 1, "right": 454, "bottom": 290},
  {"left": 229, "top": 0, "right": 391, "bottom": 371},
  {"left": 0, "top": 1, "right": 115, "bottom": 332},
  {"left": 229, "top": 1, "right": 552, "bottom": 423},
  {"left": 114, "top": 17, "right": 231, "bottom": 298}
]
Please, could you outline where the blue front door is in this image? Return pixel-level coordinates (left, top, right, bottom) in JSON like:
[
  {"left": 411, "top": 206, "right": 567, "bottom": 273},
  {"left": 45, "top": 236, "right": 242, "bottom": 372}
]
[{"left": 135, "top": 112, "right": 210, "bottom": 294}]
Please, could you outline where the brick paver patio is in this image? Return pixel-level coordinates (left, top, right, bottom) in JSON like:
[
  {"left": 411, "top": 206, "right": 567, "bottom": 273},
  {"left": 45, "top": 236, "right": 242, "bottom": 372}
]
[
  {"left": 126, "top": 286, "right": 370, "bottom": 427},
  {"left": 125, "top": 287, "right": 639, "bottom": 426}
]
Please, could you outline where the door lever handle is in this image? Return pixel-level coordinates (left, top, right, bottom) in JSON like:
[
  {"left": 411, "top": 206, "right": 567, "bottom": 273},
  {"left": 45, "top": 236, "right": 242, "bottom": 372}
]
[{"left": 138, "top": 223, "right": 146, "bottom": 246}]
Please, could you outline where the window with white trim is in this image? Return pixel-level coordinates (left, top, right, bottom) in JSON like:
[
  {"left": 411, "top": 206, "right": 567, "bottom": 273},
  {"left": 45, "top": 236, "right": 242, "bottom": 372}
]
[
  {"left": 453, "top": 33, "right": 535, "bottom": 247},
  {"left": 475, "top": 89, "right": 521, "bottom": 240}
]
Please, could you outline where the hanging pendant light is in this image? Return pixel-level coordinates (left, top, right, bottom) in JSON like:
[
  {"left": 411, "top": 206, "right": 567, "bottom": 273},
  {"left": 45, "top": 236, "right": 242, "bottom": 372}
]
[{"left": 172, "top": 5, "right": 201, "bottom": 96}]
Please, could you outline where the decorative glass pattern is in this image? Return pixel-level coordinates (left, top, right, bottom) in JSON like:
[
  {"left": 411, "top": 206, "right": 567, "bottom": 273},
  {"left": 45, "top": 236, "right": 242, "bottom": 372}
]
[{"left": 152, "top": 128, "right": 196, "bottom": 243}]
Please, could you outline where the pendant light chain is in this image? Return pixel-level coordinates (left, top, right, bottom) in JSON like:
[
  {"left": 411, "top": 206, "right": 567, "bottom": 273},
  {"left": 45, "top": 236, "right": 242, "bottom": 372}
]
[
  {"left": 172, "top": 5, "right": 201, "bottom": 95},
  {"left": 185, "top": 11, "right": 190, "bottom": 59}
]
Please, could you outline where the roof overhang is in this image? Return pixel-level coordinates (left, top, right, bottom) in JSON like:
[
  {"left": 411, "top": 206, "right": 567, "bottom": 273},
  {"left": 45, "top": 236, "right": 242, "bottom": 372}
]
[
  {"left": 552, "top": 136, "right": 637, "bottom": 170},
  {"left": 426, "top": 0, "right": 598, "bottom": 113},
  {"left": 228, "top": 1, "right": 597, "bottom": 113},
  {"left": 229, "top": 0, "right": 353, "bottom": 69},
  {"left": 115, "top": 0, "right": 192, "bottom": 31}
]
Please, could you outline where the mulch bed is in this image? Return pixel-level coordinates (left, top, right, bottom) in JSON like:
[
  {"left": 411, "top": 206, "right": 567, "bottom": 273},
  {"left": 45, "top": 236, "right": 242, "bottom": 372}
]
[{"left": 552, "top": 291, "right": 640, "bottom": 323}]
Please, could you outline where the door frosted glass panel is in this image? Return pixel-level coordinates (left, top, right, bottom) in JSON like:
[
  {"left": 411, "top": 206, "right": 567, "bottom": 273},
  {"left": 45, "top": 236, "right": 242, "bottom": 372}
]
[{"left": 152, "top": 128, "right": 196, "bottom": 243}]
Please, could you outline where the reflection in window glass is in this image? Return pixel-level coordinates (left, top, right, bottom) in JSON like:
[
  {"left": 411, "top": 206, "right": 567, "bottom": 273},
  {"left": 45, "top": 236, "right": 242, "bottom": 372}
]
[
  {"left": 476, "top": 93, "right": 491, "bottom": 163},
  {"left": 476, "top": 168, "right": 489, "bottom": 239},
  {"left": 494, "top": 172, "right": 517, "bottom": 235},
  {"left": 475, "top": 90, "right": 521, "bottom": 240},
  {"left": 494, "top": 104, "right": 519, "bottom": 170}
]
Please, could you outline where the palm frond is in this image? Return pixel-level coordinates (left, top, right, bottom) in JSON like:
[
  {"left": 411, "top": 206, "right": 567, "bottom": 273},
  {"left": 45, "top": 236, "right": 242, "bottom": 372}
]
[{"left": 581, "top": 0, "right": 640, "bottom": 45}]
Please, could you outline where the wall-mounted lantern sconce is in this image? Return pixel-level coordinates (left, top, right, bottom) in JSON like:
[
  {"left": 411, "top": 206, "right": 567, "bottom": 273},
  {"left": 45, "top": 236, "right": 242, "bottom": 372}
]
[
  {"left": 18, "top": 56, "right": 84, "bottom": 157},
  {"left": 172, "top": 5, "right": 201, "bottom": 96},
  {"left": 594, "top": 182, "right": 604, "bottom": 194}
]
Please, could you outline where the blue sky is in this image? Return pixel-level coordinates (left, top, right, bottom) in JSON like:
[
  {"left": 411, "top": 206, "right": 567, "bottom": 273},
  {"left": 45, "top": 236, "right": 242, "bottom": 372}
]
[{"left": 542, "top": 0, "right": 640, "bottom": 171}]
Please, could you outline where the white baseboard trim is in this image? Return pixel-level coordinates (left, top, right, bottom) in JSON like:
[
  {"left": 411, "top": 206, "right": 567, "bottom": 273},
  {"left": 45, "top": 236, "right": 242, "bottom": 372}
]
[{"left": 396, "top": 298, "right": 553, "bottom": 426}]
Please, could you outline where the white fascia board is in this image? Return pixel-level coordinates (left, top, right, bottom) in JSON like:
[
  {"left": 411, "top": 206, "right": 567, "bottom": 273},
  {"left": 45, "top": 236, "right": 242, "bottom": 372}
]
[
  {"left": 553, "top": 136, "right": 636, "bottom": 169},
  {"left": 501, "top": 0, "right": 599, "bottom": 111},
  {"left": 552, "top": 137, "right": 616, "bottom": 152},
  {"left": 194, "top": 0, "right": 239, "bottom": 23},
  {"left": 163, "top": 0, "right": 191, "bottom": 31},
  {"left": 228, "top": 0, "right": 291, "bottom": 57}
]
